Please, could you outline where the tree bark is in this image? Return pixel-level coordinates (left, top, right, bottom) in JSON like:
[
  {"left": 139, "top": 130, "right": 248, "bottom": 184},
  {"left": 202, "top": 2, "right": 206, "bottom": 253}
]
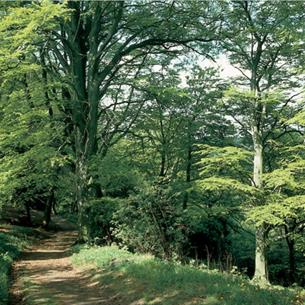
[
  {"left": 252, "top": 126, "right": 269, "bottom": 285},
  {"left": 25, "top": 202, "right": 32, "bottom": 226},
  {"left": 253, "top": 225, "right": 268, "bottom": 283},
  {"left": 287, "top": 237, "right": 296, "bottom": 284},
  {"left": 43, "top": 189, "right": 54, "bottom": 228},
  {"left": 183, "top": 143, "right": 192, "bottom": 210},
  {"left": 75, "top": 128, "right": 90, "bottom": 242},
  {"left": 159, "top": 151, "right": 166, "bottom": 177},
  {"left": 285, "top": 226, "right": 296, "bottom": 284}
]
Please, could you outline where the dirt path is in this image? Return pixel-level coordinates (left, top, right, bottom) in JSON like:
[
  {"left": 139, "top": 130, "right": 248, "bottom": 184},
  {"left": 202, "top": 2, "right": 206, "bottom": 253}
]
[{"left": 9, "top": 223, "right": 109, "bottom": 305}]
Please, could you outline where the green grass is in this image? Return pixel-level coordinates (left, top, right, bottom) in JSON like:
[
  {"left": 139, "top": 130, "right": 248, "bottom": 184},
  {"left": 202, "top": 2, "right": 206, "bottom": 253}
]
[
  {"left": 0, "top": 224, "right": 42, "bottom": 305},
  {"left": 72, "top": 245, "right": 305, "bottom": 305}
]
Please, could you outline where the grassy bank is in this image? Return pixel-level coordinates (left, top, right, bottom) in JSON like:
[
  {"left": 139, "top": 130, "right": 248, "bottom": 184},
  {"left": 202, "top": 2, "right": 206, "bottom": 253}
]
[
  {"left": 72, "top": 245, "right": 305, "bottom": 305},
  {"left": 0, "top": 225, "right": 42, "bottom": 305}
]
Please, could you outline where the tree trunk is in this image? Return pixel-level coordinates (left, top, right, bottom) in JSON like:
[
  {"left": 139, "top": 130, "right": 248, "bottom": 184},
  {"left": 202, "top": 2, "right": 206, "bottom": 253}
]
[
  {"left": 159, "top": 151, "right": 166, "bottom": 177},
  {"left": 287, "top": 238, "right": 296, "bottom": 284},
  {"left": 183, "top": 143, "right": 192, "bottom": 210},
  {"left": 285, "top": 226, "right": 296, "bottom": 284},
  {"left": 75, "top": 128, "right": 90, "bottom": 242},
  {"left": 253, "top": 131, "right": 263, "bottom": 189},
  {"left": 65, "top": 3, "right": 100, "bottom": 242},
  {"left": 252, "top": 127, "right": 269, "bottom": 285},
  {"left": 25, "top": 202, "right": 32, "bottom": 226},
  {"left": 253, "top": 225, "right": 268, "bottom": 284},
  {"left": 74, "top": 84, "right": 100, "bottom": 241},
  {"left": 43, "top": 189, "right": 54, "bottom": 228}
]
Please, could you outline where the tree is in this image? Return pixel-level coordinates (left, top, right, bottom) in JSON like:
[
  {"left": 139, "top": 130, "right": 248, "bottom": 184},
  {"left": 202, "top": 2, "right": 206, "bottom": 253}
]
[
  {"left": 38, "top": 0, "right": 221, "bottom": 240},
  {"left": 221, "top": 0, "right": 304, "bottom": 284},
  {"left": 0, "top": 2, "right": 68, "bottom": 227},
  {"left": 248, "top": 131, "right": 305, "bottom": 284}
]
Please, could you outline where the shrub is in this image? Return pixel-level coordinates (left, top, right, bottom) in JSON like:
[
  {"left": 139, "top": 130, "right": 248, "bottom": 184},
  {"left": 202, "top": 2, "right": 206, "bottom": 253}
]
[
  {"left": 84, "top": 197, "right": 122, "bottom": 243},
  {"left": 112, "top": 185, "right": 187, "bottom": 260}
]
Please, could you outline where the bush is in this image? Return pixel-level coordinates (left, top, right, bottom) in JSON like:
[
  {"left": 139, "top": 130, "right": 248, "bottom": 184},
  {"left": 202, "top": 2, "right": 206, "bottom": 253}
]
[
  {"left": 112, "top": 185, "right": 187, "bottom": 260},
  {"left": 84, "top": 197, "right": 122, "bottom": 243}
]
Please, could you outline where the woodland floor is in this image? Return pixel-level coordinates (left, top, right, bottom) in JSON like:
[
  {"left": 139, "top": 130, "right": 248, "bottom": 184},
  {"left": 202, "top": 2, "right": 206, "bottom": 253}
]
[
  {"left": 9, "top": 219, "right": 115, "bottom": 305},
  {"left": 7, "top": 218, "right": 302, "bottom": 305}
]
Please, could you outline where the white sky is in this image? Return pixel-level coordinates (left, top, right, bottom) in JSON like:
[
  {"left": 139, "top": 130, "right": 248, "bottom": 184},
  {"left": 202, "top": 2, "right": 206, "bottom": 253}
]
[
  {"left": 151, "top": 54, "right": 242, "bottom": 82},
  {"left": 198, "top": 54, "right": 242, "bottom": 79},
  {"left": 175, "top": 54, "right": 244, "bottom": 87}
]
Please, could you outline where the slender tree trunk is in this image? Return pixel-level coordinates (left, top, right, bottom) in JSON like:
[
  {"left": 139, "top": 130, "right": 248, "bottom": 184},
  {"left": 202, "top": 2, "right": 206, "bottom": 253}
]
[
  {"left": 52, "top": 199, "right": 58, "bottom": 215},
  {"left": 252, "top": 127, "right": 269, "bottom": 285},
  {"left": 287, "top": 238, "right": 296, "bottom": 284},
  {"left": 183, "top": 143, "right": 192, "bottom": 210},
  {"left": 43, "top": 189, "right": 54, "bottom": 228},
  {"left": 253, "top": 130, "right": 263, "bottom": 189},
  {"left": 285, "top": 226, "right": 296, "bottom": 284},
  {"left": 25, "top": 202, "right": 32, "bottom": 226},
  {"left": 159, "top": 151, "right": 166, "bottom": 177}
]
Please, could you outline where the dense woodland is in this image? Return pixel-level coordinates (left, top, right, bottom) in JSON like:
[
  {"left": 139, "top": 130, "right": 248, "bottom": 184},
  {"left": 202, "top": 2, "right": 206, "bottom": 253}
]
[{"left": 0, "top": 0, "right": 305, "bottom": 290}]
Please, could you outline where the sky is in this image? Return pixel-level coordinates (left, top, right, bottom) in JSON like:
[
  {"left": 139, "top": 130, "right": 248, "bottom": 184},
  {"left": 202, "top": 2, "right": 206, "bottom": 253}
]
[
  {"left": 199, "top": 54, "right": 242, "bottom": 79},
  {"left": 176, "top": 54, "right": 243, "bottom": 88}
]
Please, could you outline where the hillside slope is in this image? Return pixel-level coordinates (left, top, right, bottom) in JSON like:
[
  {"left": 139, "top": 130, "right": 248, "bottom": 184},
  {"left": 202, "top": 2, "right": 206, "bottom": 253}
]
[{"left": 72, "top": 246, "right": 305, "bottom": 305}]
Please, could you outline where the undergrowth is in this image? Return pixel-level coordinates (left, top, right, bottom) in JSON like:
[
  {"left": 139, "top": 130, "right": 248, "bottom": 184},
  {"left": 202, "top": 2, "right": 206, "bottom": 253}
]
[
  {"left": 72, "top": 245, "right": 305, "bottom": 305},
  {"left": 0, "top": 225, "right": 41, "bottom": 305}
]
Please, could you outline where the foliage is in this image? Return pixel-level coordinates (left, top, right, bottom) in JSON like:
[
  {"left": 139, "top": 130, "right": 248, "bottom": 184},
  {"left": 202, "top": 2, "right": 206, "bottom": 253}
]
[
  {"left": 89, "top": 143, "right": 144, "bottom": 197},
  {"left": 113, "top": 184, "right": 187, "bottom": 260},
  {"left": 83, "top": 197, "right": 122, "bottom": 244},
  {"left": 0, "top": 1, "right": 68, "bottom": 224},
  {"left": 194, "top": 144, "right": 256, "bottom": 211},
  {"left": 248, "top": 195, "right": 305, "bottom": 228}
]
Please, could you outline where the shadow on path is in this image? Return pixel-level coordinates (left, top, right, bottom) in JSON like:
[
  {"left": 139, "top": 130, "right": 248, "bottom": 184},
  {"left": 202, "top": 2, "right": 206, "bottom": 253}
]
[{"left": 9, "top": 226, "right": 112, "bottom": 305}]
